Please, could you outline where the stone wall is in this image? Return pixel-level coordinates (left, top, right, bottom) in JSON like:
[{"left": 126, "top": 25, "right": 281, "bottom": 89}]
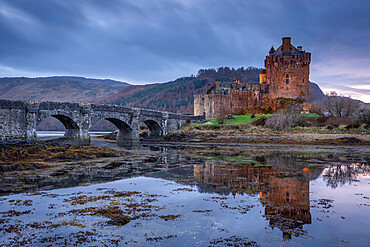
[
  {"left": 194, "top": 94, "right": 231, "bottom": 118},
  {"left": 0, "top": 100, "right": 26, "bottom": 142},
  {"left": 0, "top": 108, "right": 26, "bottom": 142},
  {"left": 194, "top": 89, "right": 269, "bottom": 118}
]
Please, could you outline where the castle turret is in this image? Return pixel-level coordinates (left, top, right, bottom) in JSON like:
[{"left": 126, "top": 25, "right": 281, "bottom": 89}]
[
  {"left": 263, "top": 37, "right": 311, "bottom": 100},
  {"left": 282, "top": 37, "right": 291, "bottom": 54},
  {"left": 269, "top": 46, "right": 275, "bottom": 55},
  {"left": 259, "top": 69, "right": 267, "bottom": 83}
]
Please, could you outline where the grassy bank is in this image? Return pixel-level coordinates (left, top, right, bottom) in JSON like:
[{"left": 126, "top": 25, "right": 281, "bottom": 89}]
[
  {"left": 193, "top": 113, "right": 319, "bottom": 126},
  {"left": 170, "top": 112, "right": 370, "bottom": 146}
]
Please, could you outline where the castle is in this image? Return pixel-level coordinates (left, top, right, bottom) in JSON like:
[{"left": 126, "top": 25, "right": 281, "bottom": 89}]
[{"left": 194, "top": 37, "right": 311, "bottom": 118}]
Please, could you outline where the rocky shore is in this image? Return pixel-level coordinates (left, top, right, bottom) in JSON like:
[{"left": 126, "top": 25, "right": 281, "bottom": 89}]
[{"left": 163, "top": 126, "right": 370, "bottom": 146}]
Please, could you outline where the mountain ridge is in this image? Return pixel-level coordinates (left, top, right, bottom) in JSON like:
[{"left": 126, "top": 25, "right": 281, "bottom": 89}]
[{"left": 0, "top": 76, "right": 129, "bottom": 103}]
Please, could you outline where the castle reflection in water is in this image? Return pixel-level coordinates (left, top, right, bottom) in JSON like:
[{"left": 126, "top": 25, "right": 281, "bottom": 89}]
[{"left": 194, "top": 159, "right": 317, "bottom": 239}]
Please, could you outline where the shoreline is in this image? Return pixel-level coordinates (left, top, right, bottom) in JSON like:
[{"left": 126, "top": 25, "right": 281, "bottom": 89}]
[{"left": 162, "top": 127, "right": 370, "bottom": 147}]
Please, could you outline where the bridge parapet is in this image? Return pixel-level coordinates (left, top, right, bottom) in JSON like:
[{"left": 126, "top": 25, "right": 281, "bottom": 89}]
[
  {"left": 91, "top": 104, "right": 134, "bottom": 113},
  {"left": 0, "top": 99, "right": 26, "bottom": 109}
]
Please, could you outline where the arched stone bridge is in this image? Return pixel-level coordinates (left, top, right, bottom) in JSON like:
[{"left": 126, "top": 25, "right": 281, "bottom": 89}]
[{"left": 0, "top": 100, "right": 205, "bottom": 145}]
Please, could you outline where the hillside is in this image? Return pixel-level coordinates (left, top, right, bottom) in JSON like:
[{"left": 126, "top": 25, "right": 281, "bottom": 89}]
[
  {"left": 309, "top": 81, "right": 326, "bottom": 102},
  {"left": 95, "top": 67, "right": 262, "bottom": 113},
  {"left": 0, "top": 76, "right": 129, "bottom": 103},
  {"left": 95, "top": 67, "right": 325, "bottom": 114}
]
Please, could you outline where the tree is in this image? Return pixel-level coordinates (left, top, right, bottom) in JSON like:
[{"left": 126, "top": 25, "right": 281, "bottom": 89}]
[{"left": 324, "top": 91, "right": 359, "bottom": 117}]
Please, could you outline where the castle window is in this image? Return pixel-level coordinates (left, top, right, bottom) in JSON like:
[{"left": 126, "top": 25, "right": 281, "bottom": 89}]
[
  {"left": 286, "top": 79, "right": 289, "bottom": 84},
  {"left": 302, "top": 79, "right": 304, "bottom": 84},
  {"left": 286, "top": 74, "right": 289, "bottom": 84}
]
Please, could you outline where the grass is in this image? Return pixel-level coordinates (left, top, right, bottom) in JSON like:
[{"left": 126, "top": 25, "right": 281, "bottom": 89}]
[
  {"left": 205, "top": 156, "right": 269, "bottom": 166},
  {"left": 299, "top": 113, "right": 320, "bottom": 118},
  {"left": 207, "top": 114, "right": 271, "bottom": 125},
  {"left": 193, "top": 113, "right": 318, "bottom": 126}
]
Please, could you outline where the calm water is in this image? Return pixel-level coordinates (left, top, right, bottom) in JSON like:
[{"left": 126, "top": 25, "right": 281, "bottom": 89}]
[
  {"left": 37, "top": 131, "right": 111, "bottom": 139},
  {"left": 0, "top": 132, "right": 369, "bottom": 246}
]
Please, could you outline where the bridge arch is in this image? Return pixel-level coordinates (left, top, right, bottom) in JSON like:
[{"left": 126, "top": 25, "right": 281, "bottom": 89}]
[
  {"left": 51, "top": 114, "right": 79, "bottom": 129},
  {"left": 143, "top": 119, "right": 163, "bottom": 137},
  {"left": 36, "top": 111, "right": 82, "bottom": 139},
  {"left": 52, "top": 114, "right": 80, "bottom": 138},
  {"left": 105, "top": 118, "right": 133, "bottom": 146}
]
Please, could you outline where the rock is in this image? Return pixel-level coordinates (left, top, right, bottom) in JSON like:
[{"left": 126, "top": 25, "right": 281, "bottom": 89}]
[
  {"left": 107, "top": 215, "right": 131, "bottom": 226},
  {"left": 336, "top": 137, "right": 361, "bottom": 143},
  {"left": 144, "top": 156, "right": 159, "bottom": 162},
  {"left": 103, "top": 161, "right": 124, "bottom": 169},
  {"left": 50, "top": 169, "right": 68, "bottom": 176},
  {"left": 203, "top": 121, "right": 214, "bottom": 125}
]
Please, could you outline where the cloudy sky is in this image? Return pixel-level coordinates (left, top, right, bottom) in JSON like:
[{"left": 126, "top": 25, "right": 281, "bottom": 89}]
[{"left": 0, "top": 0, "right": 369, "bottom": 102}]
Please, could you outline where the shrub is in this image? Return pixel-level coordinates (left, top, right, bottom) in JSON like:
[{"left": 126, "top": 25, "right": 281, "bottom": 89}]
[
  {"left": 345, "top": 123, "right": 361, "bottom": 130},
  {"left": 230, "top": 125, "right": 239, "bottom": 130},
  {"left": 213, "top": 125, "right": 220, "bottom": 130},
  {"left": 317, "top": 116, "right": 329, "bottom": 126},
  {"left": 235, "top": 108, "right": 247, "bottom": 115},
  {"left": 185, "top": 119, "right": 192, "bottom": 126},
  {"left": 327, "top": 124, "right": 335, "bottom": 130},
  {"left": 297, "top": 120, "right": 307, "bottom": 127},
  {"left": 265, "top": 106, "right": 273, "bottom": 114},
  {"left": 251, "top": 114, "right": 256, "bottom": 119},
  {"left": 252, "top": 117, "right": 267, "bottom": 126},
  {"left": 328, "top": 123, "right": 339, "bottom": 128},
  {"left": 265, "top": 112, "right": 298, "bottom": 131},
  {"left": 356, "top": 108, "right": 370, "bottom": 126},
  {"left": 216, "top": 115, "right": 227, "bottom": 124},
  {"left": 326, "top": 117, "right": 352, "bottom": 127}
]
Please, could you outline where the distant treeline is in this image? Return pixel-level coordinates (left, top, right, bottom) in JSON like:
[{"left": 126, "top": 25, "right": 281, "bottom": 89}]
[{"left": 197, "top": 66, "right": 262, "bottom": 83}]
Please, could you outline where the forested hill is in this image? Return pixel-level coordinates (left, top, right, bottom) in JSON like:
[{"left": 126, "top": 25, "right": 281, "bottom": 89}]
[
  {"left": 0, "top": 76, "right": 129, "bottom": 103},
  {"left": 94, "top": 67, "right": 262, "bottom": 114}
]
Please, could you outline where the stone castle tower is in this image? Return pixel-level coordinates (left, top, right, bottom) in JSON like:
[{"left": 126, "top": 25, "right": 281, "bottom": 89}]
[
  {"left": 259, "top": 37, "right": 311, "bottom": 99},
  {"left": 194, "top": 37, "right": 311, "bottom": 118}
]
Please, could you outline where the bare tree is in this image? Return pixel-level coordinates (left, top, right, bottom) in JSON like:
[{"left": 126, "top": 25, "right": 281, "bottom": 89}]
[
  {"left": 265, "top": 111, "right": 299, "bottom": 131},
  {"left": 322, "top": 163, "right": 370, "bottom": 188},
  {"left": 310, "top": 101, "right": 324, "bottom": 115},
  {"left": 324, "top": 91, "right": 360, "bottom": 117}
]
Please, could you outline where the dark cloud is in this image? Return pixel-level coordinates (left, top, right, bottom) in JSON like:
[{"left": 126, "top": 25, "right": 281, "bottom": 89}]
[{"left": 0, "top": 0, "right": 369, "bottom": 101}]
